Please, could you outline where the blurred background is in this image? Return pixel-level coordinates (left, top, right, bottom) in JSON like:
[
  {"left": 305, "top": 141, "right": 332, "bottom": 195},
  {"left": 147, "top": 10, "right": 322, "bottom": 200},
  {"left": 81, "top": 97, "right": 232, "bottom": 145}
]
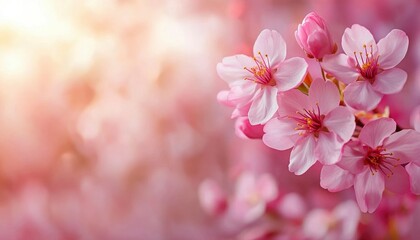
[{"left": 0, "top": 0, "right": 419, "bottom": 239}]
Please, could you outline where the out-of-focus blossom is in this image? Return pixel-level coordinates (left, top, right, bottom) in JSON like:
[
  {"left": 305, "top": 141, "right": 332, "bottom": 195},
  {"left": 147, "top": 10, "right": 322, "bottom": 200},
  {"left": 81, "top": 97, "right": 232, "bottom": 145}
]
[
  {"left": 322, "top": 24, "right": 409, "bottom": 110},
  {"left": 410, "top": 106, "right": 420, "bottom": 132},
  {"left": 295, "top": 12, "right": 337, "bottom": 60},
  {"left": 263, "top": 78, "right": 355, "bottom": 175},
  {"left": 303, "top": 201, "right": 360, "bottom": 240},
  {"left": 231, "top": 172, "right": 278, "bottom": 223},
  {"left": 335, "top": 118, "right": 420, "bottom": 212},
  {"left": 276, "top": 192, "right": 306, "bottom": 220},
  {"left": 199, "top": 179, "right": 228, "bottom": 216},
  {"left": 217, "top": 29, "right": 308, "bottom": 125}
]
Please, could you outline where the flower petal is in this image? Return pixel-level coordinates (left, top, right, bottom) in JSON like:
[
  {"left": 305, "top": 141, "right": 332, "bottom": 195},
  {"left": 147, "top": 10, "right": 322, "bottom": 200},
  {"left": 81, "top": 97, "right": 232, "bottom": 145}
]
[
  {"left": 273, "top": 57, "right": 308, "bottom": 92},
  {"left": 217, "top": 55, "right": 255, "bottom": 84},
  {"left": 323, "top": 106, "right": 355, "bottom": 142},
  {"left": 308, "top": 78, "right": 340, "bottom": 115},
  {"left": 316, "top": 132, "right": 342, "bottom": 165},
  {"left": 321, "top": 54, "right": 359, "bottom": 84},
  {"left": 359, "top": 118, "right": 396, "bottom": 148},
  {"left": 377, "top": 29, "right": 409, "bottom": 69},
  {"left": 253, "top": 29, "right": 286, "bottom": 66},
  {"left": 341, "top": 24, "right": 377, "bottom": 59},
  {"left": 248, "top": 87, "right": 278, "bottom": 125},
  {"left": 405, "top": 163, "right": 420, "bottom": 195},
  {"left": 226, "top": 81, "right": 257, "bottom": 107},
  {"left": 263, "top": 118, "right": 298, "bottom": 150},
  {"left": 338, "top": 141, "right": 365, "bottom": 174},
  {"left": 277, "top": 89, "right": 309, "bottom": 118},
  {"left": 320, "top": 165, "right": 354, "bottom": 192},
  {"left": 354, "top": 168, "right": 385, "bottom": 213},
  {"left": 383, "top": 129, "right": 420, "bottom": 165},
  {"left": 385, "top": 165, "right": 410, "bottom": 194},
  {"left": 343, "top": 81, "right": 382, "bottom": 111},
  {"left": 307, "top": 29, "right": 332, "bottom": 59},
  {"left": 372, "top": 68, "right": 407, "bottom": 94},
  {"left": 289, "top": 135, "right": 317, "bottom": 175},
  {"left": 257, "top": 174, "right": 278, "bottom": 202}
]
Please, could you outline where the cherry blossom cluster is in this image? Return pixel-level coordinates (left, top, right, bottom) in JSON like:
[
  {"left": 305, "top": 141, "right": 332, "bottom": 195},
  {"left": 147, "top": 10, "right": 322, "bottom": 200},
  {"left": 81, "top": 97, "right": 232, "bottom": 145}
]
[{"left": 216, "top": 12, "right": 420, "bottom": 213}]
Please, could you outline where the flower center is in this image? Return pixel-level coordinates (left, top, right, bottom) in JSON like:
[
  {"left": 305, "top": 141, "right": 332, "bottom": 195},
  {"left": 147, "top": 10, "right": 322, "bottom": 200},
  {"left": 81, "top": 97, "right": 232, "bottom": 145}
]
[
  {"left": 353, "top": 44, "right": 380, "bottom": 81},
  {"left": 244, "top": 52, "right": 276, "bottom": 86},
  {"left": 363, "top": 146, "right": 400, "bottom": 177},
  {"left": 292, "top": 104, "right": 327, "bottom": 138}
]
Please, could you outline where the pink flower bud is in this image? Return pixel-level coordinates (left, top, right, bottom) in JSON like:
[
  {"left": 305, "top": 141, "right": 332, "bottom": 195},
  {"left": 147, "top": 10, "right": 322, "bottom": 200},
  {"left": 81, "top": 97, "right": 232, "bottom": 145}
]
[
  {"left": 295, "top": 12, "right": 337, "bottom": 60},
  {"left": 235, "top": 117, "right": 264, "bottom": 139}
]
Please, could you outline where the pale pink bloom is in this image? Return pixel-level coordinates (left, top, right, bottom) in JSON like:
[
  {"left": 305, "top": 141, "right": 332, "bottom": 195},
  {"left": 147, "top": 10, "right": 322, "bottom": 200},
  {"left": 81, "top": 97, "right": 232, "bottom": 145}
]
[
  {"left": 303, "top": 201, "right": 360, "bottom": 240},
  {"left": 235, "top": 117, "right": 265, "bottom": 139},
  {"left": 336, "top": 118, "right": 420, "bottom": 213},
  {"left": 217, "top": 29, "right": 308, "bottom": 125},
  {"left": 322, "top": 24, "right": 409, "bottom": 111},
  {"left": 276, "top": 192, "right": 306, "bottom": 220},
  {"left": 231, "top": 172, "right": 278, "bottom": 223},
  {"left": 263, "top": 78, "right": 355, "bottom": 175},
  {"left": 198, "top": 179, "right": 228, "bottom": 216},
  {"left": 295, "top": 12, "right": 336, "bottom": 60}
]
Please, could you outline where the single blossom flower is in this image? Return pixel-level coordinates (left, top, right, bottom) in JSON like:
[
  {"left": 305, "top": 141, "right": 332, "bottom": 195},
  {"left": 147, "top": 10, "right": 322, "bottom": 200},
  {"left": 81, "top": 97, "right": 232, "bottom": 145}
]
[
  {"left": 303, "top": 201, "right": 360, "bottom": 240},
  {"left": 263, "top": 78, "right": 355, "bottom": 175},
  {"left": 333, "top": 118, "right": 420, "bottom": 213},
  {"left": 295, "top": 12, "right": 337, "bottom": 60},
  {"left": 322, "top": 24, "right": 409, "bottom": 111},
  {"left": 217, "top": 29, "right": 308, "bottom": 125},
  {"left": 230, "top": 172, "right": 278, "bottom": 223}
]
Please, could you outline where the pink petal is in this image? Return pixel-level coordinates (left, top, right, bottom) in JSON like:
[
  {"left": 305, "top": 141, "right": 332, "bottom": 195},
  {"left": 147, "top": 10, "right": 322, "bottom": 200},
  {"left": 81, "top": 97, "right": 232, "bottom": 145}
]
[
  {"left": 263, "top": 118, "right": 298, "bottom": 151},
  {"left": 332, "top": 201, "right": 361, "bottom": 240},
  {"left": 248, "top": 86, "right": 278, "bottom": 125},
  {"left": 323, "top": 106, "right": 355, "bottom": 142},
  {"left": 235, "top": 117, "right": 264, "bottom": 139},
  {"left": 320, "top": 165, "right": 354, "bottom": 192},
  {"left": 199, "top": 179, "right": 227, "bottom": 215},
  {"left": 277, "top": 89, "right": 309, "bottom": 117},
  {"left": 315, "top": 132, "right": 342, "bottom": 165},
  {"left": 273, "top": 57, "right": 308, "bottom": 92},
  {"left": 341, "top": 24, "right": 377, "bottom": 59},
  {"left": 289, "top": 135, "right": 317, "bottom": 175},
  {"left": 410, "top": 106, "right": 420, "bottom": 132},
  {"left": 235, "top": 172, "right": 256, "bottom": 199},
  {"left": 303, "top": 209, "right": 330, "bottom": 239},
  {"left": 359, "top": 118, "right": 396, "bottom": 148},
  {"left": 307, "top": 30, "right": 332, "bottom": 59},
  {"left": 226, "top": 81, "right": 257, "bottom": 107},
  {"left": 217, "top": 90, "right": 233, "bottom": 107},
  {"left": 321, "top": 54, "right": 359, "bottom": 84},
  {"left": 253, "top": 29, "right": 286, "bottom": 66},
  {"left": 372, "top": 68, "right": 407, "bottom": 94},
  {"left": 354, "top": 168, "right": 385, "bottom": 213},
  {"left": 385, "top": 165, "right": 410, "bottom": 194},
  {"left": 343, "top": 81, "right": 382, "bottom": 111},
  {"left": 405, "top": 163, "right": 420, "bottom": 195},
  {"left": 257, "top": 174, "right": 278, "bottom": 202},
  {"left": 216, "top": 54, "right": 255, "bottom": 84},
  {"left": 308, "top": 78, "right": 340, "bottom": 115},
  {"left": 383, "top": 129, "right": 420, "bottom": 165},
  {"left": 377, "top": 29, "right": 409, "bottom": 69},
  {"left": 337, "top": 141, "right": 365, "bottom": 174}
]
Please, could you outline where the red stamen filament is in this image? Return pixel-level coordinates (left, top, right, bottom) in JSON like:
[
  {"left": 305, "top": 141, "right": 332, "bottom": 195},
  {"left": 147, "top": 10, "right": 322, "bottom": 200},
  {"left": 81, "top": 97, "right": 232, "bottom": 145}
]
[
  {"left": 353, "top": 44, "right": 380, "bottom": 81},
  {"left": 244, "top": 52, "right": 276, "bottom": 86},
  {"left": 364, "top": 146, "right": 400, "bottom": 177},
  {"left": 291, "top": 104, "right": 327, "bottom": 137}
]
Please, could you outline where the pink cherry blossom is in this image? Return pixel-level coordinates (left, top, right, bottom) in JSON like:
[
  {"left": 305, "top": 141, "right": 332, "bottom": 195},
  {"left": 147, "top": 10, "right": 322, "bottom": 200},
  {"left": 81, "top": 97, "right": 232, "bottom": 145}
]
[
  {"left": 335, "top": 118, "right": 420, "bottom": 213},
  {"left": 295, "top": 12, "right": 336, "bottom": 60},
  {"left": 321, "top": 24, "right": 409, "bottom": 111},
  {"left": 198, "top": 179, "right": 228, "bottom": 216},
  {"left": 230, "top": 172, "right": 278, "bottom": 223},
  {"left": 263, "top": 78, "right": 355, "bottom": 175},
  {"left": 303, "top": 201, "right": 360, "bottom": 240},
  {"left": 217, "top": 29, "right": 308, "bottom": 125}
]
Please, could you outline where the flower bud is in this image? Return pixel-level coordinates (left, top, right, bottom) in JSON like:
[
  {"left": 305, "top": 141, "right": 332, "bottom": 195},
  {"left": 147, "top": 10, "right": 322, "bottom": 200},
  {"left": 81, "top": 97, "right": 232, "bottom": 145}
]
[{"left": 295, "top": 12, "right": 337, "bottom": 60}]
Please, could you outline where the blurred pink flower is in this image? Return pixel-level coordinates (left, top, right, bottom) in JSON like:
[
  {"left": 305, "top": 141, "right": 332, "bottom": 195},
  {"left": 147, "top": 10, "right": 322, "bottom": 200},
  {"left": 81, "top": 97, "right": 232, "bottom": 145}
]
[
  {"left": 199, "top": 179, "right": 228, "bottom": 216},
  {"left": 322, "top": 24, "right": 409, "bottom": 110},
  {"left": 303, "top": 201, "right": 360, "bottom": 240},
  {"left": 295, "top": 12, "right": 336, "bottom": 60},
  {"left": 263, "top": 78, "right": 355, "bottom": 175},
  {"left": 231, "top": 172, "right": 278, "bottom": 223},
  {"left": 336, "top": 118, "right": 420, "bottom": 212},
  {"left": 217, "top": 29, "right": 308, "bottom": 125}
]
